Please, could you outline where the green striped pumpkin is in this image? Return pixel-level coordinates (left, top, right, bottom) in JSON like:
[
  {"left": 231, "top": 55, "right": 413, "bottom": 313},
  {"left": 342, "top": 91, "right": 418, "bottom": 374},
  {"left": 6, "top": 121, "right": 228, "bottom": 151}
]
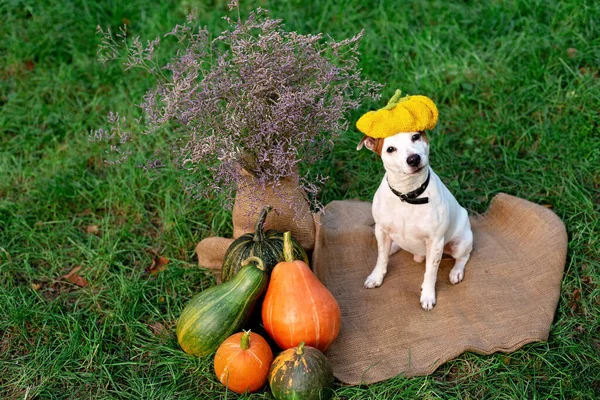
[
  {"left": 176, "top": 257, "right": 268, "bottom": 357},
  {"left": 221, "top": 206, "right": 309, "bottom": 282},
  {"left": 269, "top": 342, "right": 334, "bottom": 400}
]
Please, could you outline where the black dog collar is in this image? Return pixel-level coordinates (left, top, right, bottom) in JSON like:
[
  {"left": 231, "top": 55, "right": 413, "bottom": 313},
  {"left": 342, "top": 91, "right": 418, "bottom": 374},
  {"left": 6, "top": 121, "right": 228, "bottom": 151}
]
[{"left": 387, "top": 171, "right": 430, "bottom": 205}]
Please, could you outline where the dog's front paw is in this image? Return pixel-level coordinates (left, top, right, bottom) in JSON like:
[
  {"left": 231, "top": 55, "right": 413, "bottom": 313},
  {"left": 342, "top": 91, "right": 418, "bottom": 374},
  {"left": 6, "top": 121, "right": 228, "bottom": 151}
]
[
  {"left": 420, "top": 289, "right": 436, "bottom": 311},
  {"left": 364, "top": 271, "right": 384, "bottom": 289},
  {"left": 449, "top": 267, "right": 464, "bottom": 284}
]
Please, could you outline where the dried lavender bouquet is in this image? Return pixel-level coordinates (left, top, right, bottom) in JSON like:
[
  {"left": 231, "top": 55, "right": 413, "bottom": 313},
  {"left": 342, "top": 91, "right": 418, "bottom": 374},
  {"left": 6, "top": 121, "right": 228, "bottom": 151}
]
[{"left": 94, "top": 2, "right": 380, "bottom": 218}]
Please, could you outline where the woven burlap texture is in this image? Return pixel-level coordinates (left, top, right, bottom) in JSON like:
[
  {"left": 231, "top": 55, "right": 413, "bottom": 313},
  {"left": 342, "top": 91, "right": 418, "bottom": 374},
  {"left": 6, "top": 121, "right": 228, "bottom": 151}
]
[
  {"left": 312, "top": 193, "right": 567, "bottom": 384},
  {"left": 232, "top": 172, "right": 315, "bottom": 251},
  {"left": 195, "top": 237, "right": 235, "bottom": 281}
]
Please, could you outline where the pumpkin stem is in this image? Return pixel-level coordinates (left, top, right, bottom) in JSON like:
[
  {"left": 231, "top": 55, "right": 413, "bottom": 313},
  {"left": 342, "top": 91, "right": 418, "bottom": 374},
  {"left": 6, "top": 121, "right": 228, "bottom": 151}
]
[
  {"left": 241, "top": 256, "right": 266, "bottom": 271},
  {"left": 240, "top": 330, "right": 251, "bottom": 350},
  {"left": 253, "top": 206, "right": 272, "bottom": 242},
  {"left": 296, "top": 342, "right": 305, "bottom": 355},
  {"left": 283, "top": 231, "right": 294, "bottom": 263}
]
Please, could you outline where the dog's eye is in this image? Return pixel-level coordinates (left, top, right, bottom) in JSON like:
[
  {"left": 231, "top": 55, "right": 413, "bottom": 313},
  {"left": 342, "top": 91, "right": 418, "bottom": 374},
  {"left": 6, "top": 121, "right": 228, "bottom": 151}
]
[
  {"left": 386, "top": 146, "right": 396, "bottom": 153},
  {"left": 411, "top": 133, "right": 421, "bottom": 142}
]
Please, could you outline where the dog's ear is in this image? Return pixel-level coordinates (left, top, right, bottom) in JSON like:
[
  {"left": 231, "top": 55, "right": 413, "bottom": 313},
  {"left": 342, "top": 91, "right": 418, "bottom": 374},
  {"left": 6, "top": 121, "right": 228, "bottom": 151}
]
[{"left": 357, "top": 135, "right": 384, "bottom": 155}]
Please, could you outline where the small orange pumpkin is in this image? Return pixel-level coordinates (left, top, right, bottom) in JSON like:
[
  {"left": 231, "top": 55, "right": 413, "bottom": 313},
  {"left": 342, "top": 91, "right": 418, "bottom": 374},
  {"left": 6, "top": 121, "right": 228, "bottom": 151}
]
[
  {"left": 214, "top": 330, "right": 273, "bottom": 393},
  {"left": 262, "top": 232, "right": 341, "bottom": 352}
]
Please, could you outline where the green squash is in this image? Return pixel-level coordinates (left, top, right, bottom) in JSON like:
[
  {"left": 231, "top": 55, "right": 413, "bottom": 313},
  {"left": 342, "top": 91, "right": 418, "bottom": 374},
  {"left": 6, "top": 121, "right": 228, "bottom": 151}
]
[
  {"left": 176, "top": 257, "right": 268, "bottom": 357},
  {"left": 221, "top": 206, "right": 309, "bottom": 282},
  {"left": 269, "top": 342, "right": 334, "bottom": 400}
]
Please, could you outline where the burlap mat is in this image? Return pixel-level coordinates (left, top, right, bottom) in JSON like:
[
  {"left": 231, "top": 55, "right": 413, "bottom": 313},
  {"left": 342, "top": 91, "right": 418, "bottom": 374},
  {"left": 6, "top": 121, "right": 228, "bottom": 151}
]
[{"left": 312, "top": 193, "right": 567, "bottom": 384}]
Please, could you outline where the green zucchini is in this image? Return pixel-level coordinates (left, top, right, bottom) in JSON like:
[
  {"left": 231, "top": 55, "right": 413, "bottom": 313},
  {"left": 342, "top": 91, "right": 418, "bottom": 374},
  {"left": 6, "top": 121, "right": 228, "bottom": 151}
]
[{"left": 176, "top": 256, "right": 268, "bottom": 357}]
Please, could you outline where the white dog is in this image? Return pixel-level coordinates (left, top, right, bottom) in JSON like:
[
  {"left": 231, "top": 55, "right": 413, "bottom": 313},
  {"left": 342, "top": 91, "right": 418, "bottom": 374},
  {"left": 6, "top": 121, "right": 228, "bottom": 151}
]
[{"left": 357, "top": 131, "right": 473, "bottom": 310}]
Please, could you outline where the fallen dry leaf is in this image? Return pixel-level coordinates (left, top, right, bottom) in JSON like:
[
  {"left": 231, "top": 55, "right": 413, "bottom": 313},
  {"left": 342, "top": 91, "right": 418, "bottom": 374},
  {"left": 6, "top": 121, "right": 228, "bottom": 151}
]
[
  {"left": 570, "top": 302, "right": 578, "bottom": 313},
  {"left": 566, "top": 48, "right": 578, "bottom": 58},
  {"left": 568, "top": 287, "right": 583, "bottom": 314},
  {"left": 149, "top": 322, "right": 166, "bottom": 336},
  {"left": 581, "top": 276, "right": 594, "bottom": 286},
  {"left": 31, "top": 283, "right": 41, "bottom": 291},
  {"left": 86, "top": 225, "right": 100, "bottom": 235},
  {"left": 62, "top": 266, "right": 89, "bottom": 287},
  {"left": 145, "top": 250, "right": 169, "bottom": 276}
]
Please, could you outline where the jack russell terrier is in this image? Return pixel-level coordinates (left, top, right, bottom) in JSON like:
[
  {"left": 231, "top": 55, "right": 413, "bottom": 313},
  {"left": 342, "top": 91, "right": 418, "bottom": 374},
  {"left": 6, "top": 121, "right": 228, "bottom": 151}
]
[{"left": 356, "top": 91, "right": 473, "bottom": 311}]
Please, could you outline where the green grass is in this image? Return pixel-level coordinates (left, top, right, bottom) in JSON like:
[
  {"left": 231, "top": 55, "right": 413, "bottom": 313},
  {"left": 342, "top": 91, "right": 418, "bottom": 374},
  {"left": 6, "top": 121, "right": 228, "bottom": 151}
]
[{"left": 1, "top": 0, "right": 599, "bottom": 398}]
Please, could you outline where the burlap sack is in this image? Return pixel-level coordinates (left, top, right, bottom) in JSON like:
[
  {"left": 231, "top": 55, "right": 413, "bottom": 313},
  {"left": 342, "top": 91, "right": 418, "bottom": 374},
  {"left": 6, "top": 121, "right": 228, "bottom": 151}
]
[
  {"left": 312, "top": 193, "right": 567, "bottom": 384},
  {"left": 195, "top": 237, "right": 235, "bottom": 283},
  {"left": 232, "top": 171, "right": 315, "bottom": 250}
]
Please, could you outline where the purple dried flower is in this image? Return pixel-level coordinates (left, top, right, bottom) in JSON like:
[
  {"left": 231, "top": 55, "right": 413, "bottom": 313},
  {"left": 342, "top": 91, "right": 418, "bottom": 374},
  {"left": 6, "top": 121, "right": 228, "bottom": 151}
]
[{"left": 94, "top": 6, "right": 382, "bottom": 215}]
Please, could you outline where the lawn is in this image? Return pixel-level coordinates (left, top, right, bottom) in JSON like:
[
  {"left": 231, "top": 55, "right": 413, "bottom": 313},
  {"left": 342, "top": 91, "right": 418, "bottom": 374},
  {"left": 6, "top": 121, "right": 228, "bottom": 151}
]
[{"left": 1, "top": 0, "right": 599, "bottom": 398}]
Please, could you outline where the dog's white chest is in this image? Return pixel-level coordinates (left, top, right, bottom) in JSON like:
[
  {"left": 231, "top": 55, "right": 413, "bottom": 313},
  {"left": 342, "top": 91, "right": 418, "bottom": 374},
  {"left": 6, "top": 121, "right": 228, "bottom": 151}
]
[
  {"left": 376, "top": 204, "right": 440, "bottom": 257},
  {"left": 372, "top": 174, "right": 449, "bottom": 256}
]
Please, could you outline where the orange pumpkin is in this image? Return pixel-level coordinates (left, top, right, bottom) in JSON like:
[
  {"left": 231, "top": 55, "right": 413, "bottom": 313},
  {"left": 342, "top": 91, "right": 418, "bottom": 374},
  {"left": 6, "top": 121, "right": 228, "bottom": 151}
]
[
  {"left": 262, "top": 232, "right": 341, "bottom": 352},
  {"left": 214, "top": 330, "right": 273, "bottom": 393}
]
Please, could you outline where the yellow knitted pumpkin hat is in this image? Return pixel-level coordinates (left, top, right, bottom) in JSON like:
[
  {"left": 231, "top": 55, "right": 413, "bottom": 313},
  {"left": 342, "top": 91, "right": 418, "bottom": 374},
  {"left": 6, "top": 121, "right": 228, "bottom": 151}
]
[{"left": 356, "top": 90, "right": 438, "bottom": 138}]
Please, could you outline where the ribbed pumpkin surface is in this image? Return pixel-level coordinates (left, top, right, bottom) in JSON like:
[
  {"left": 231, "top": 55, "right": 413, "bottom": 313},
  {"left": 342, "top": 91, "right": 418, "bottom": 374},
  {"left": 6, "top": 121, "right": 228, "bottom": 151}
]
[
  {"left": 214, "top": 331, "right": 273, "bottom": 393},
  {"left": 269, "top": 343, "right": 334, "bottom": 400},
  {"left": 221, "top": 207, "right": 308, "bottom": 282},
  {"left": 176, "top": 262, "right": 268, "bottom": 357}
]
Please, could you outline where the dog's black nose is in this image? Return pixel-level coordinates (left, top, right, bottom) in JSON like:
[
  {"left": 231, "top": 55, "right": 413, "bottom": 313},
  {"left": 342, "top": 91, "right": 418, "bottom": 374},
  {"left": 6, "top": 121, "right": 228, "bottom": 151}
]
[{"left": 406, "top": 154, "right": 421, "bottom": 167}]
